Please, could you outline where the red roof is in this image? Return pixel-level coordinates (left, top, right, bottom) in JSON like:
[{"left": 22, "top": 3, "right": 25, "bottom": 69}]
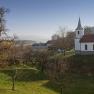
[{"left": 80, "top": 34, "right": 94, "bottom": 43}]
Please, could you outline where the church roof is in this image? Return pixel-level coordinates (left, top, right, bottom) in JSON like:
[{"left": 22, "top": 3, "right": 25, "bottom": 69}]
[
  {"left": 76, "top": 18, "right": 83, "bottom": 30},
  {"left": 80, "top": 34, "right": 94, "bottom": 43}
]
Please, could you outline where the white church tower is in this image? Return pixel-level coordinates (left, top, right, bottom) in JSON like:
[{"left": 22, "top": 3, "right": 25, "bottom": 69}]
[{"left": 75, "top": 18, "right": 84, "bottom": 52}]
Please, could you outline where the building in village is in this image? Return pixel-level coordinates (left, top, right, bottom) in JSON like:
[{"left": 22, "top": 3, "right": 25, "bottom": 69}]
[{"left": 75, "top": 18, "right": 94, "bottom": 55}]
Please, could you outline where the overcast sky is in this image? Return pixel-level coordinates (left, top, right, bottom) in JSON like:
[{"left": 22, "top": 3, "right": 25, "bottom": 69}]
[{"left": 0, "top": 0, "right": 94, "bottom": 42}]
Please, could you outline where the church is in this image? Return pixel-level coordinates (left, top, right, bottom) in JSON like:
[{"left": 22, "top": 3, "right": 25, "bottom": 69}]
[{"left": 75, "top": 18, "right": 94, "bottom": 55}]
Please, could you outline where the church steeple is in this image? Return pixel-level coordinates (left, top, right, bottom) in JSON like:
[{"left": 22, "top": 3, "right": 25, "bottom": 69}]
[
  {"left": 75, "top": 18, "right": 84, "bottom": 52},
  {"left": 76, "top": 17, "right": 83, "bottom": 30}
]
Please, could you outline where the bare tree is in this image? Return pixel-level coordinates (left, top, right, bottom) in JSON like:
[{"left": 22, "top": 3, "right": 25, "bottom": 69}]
[
  {"left": 0, "top": 7, "right": 9, "bottom": 36},
  {"left": 51, "top": 27, "right": 75, "bottom": 54},
  {"left": 0, "top": 7, "right": 17, "bottom": 91},
  {"left": 51, "top": 27, "right": 67, "bottom": 55},
  {"left": 65, "top": 31, "right": 75, "bottom": 49},
  {"left": 84, "top": 26, "right": 93, "bottom": 35}
]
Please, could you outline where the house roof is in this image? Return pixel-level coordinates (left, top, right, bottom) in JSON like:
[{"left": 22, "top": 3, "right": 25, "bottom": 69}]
[
  {"left": 80, "top": 34, "right": 94, "bottom": 43},
  {"left": 76, "top": 18, "right": 83, "bottom": 30},
  {"left": 46, "top": 40, "right": 56, "bottom": 44}
]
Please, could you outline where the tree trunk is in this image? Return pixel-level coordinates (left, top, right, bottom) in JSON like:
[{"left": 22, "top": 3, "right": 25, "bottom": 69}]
[
  {"left": 12, "top": 75, "right": 15, "bottom": 91},
  {"left": 12, "top": 69, "right": 16, "bottom": 91},
  {"left": 60, "top": 87, "right": 63, "bottom": 94},
  {"left": 41, "top": 62, "right": 44, "bottom": 72},
  {"left": 64, "top": 49, "right": 65, "bottom": 56}
]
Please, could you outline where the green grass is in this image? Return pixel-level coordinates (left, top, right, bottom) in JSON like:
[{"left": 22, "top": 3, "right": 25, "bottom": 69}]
[
  {"left": 46, "top": 52, "right": 94, "bottom": 94},
  {"left": 49, "top": 49, "right": 75, "bottom": 60},
  {"left": 0, "top": 79, "right": 58, "bottom": 94},
  {"left": 1, "top": 53, "right": 94, "bottom": 94},
  {"left": 0, "top": 68, "right": 59, "bottom": 94},
  {"left": 1, "top": 71, "right": 94, "bottom": 94},
  {"left": 63, "top": 74, "right": 94, "bottom": 94}
]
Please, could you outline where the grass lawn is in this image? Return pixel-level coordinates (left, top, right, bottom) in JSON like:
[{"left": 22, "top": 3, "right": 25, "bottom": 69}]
[
  {"left": 0, "top": 68, "right": 59, "bottom": 94},
  {"left": 2, "top": 48, "right": 94, "bottom": 94},
  {"left": 0, "top": 80, "right": 58, "bottom": 94},
  {"left": 1, "top": 71, "right": 94, "bottom": 94}
]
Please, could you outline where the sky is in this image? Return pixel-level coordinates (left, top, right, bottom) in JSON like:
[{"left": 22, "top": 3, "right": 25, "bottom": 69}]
[{"left": 0, "top": 0, "right": 94, "bottom": 42}]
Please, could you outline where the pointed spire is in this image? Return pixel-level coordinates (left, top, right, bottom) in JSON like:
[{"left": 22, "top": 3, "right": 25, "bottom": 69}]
[{"left": 76, "top": 17, "right": 83, "bottom": 30}]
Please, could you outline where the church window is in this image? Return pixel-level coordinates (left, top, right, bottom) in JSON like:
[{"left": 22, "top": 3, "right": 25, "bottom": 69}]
[
  {"left": 93, "top": 44, "right": 94, "bottom": 50},
  {"left": 85, "top": 44, "right": 87, "bottom": 50},
  {"left": 78, "top": 31, "right": 80, "bottom": 34}
]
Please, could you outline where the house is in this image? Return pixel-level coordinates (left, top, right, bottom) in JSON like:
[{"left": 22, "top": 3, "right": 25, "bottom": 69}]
[
  {"left": 46, "top": 40, "right": 56, "bottom": 48},
  {"left": 75, "top": 18, "right": 94, "bottom": 55},
  {"left": 46, "top": 40, "right": 64, "bottom": 52}
]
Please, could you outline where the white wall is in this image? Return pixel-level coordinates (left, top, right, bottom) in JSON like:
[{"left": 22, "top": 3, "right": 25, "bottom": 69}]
[
  {"left": 75, "top": 30, "right": 84, "bottom": 39},
  {"left": 75, "top": 29, "right": 84, "bottom": 51},
  {"left": 75, "top": 39, "right": 80, "bottom": 51},
  {"left": 81, "top": 43, "right": 94, "bottom": 51}
]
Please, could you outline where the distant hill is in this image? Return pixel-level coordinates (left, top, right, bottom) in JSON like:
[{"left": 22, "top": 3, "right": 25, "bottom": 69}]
[{"left": 16, "top": 40, "right": 36, "bottom": 45}]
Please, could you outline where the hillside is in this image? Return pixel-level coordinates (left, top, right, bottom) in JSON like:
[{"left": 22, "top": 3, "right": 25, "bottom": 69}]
[
  {"left": 0, "top": 68, "right": 58, "bottom": 94},
  {"left": 64, "top": 55, "right": 94, "bottom": 75},
  {"left": 0, "top": 52, "right": 94, "bottom": 94},
  {"left": 0, "top": 65, "right": 94, "bottom": 94},
  {"left": 51, "top": 53, "right": 94, "bottom": 75},
  {"left": 16, "top": 40, "right": 36, "bottom": 45}
]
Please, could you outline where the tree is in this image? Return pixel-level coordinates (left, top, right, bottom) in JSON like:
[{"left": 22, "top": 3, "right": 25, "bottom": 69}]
[
  {"left": 0, "top": 7, "right": 18, "bottom": 91},
  {"left": 51, "top": 27, "right": 75, "bottom": 53},
  {"left": 51, "top": 27, "right": 69, "bottom": 55},
  {"left": 57, "top": 26, "right": 66, "bottom": 38},
  {"left": 45, "top": 58, "right": 69, "bottom": 94},
  {"left": 32, "top": 50, "right": 52, "bottom": 72},
  {"left": 22, "top": 46, "right": 32, "bottom": 64},
  {"left": 0, "top": 7, "right": 9, "bottom": 36},
  {"left": 84, "top": 26, "right": 93, "bottom": 35},
  {"left": 11, "top": 68, "right": 17, "bottom": 91},
  {"left": 52, "top": 34, "right": 59, "bottom": 40},
  {"left": 65, "top": 31, "right": 75, "bottom": 49}
]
